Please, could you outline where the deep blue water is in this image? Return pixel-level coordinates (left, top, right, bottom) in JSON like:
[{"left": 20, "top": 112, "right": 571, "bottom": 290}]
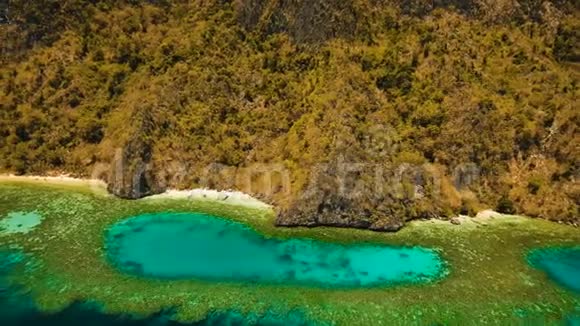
[
  {"left": 105, "top": 213, "right": 445, "bottom": 287},
  {"left": 0, "top": 251, "right": 316, "bottom": 326},
  {"left": 527, "top": 246, "right": 580, "bottom": 294}
]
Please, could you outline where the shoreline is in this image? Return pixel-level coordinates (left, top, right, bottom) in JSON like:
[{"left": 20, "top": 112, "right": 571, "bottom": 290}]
[
  {"left": 0, "top": 174, "right": 271, "bottom": 210},
  {"left": 2, "top": 174, "right": 574, "bottom": 229},
  {"left": 0, "top": 174, "right": 109, "bottom": 196}
]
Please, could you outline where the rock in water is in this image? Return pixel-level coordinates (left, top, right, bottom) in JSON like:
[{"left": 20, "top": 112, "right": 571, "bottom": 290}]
[
  {"left": 450, "top": 217, "right": 462, "bottom": 225},
  {"left": 369, "top": 218, "right": 405, "bottom": 232},
  {"left": 476, "top": 210, "right": 502, "bottom": 219}
]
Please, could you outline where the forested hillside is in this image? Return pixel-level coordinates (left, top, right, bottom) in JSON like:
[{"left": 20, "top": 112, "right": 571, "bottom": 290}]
[{"left": 0, "top": 0, "right": 578, "bottom": 230}]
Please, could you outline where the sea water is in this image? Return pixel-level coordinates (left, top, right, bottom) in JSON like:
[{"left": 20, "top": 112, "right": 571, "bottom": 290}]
[
  {"left": 105, "top": 213, "right": 445, "bottom": 287},
  {"left": 0, "top": 249, "right": 318, "bottom": 326},
  {"left": 527, "top": 246, "right": 580, "bottom": 294},
  {"left": 0, "top": 212, "right": 43, "bottom": 235}
]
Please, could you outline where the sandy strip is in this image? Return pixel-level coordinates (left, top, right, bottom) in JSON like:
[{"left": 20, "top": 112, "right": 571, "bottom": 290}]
[
  {"left": 0, "top": 174, "right": 270, "bottom": 209},
  {"left": 143, "top": 188, "right": 272, "bottom": 209},
  {"left": 0, "top": 174, "right": 107, "bottom": 190}
]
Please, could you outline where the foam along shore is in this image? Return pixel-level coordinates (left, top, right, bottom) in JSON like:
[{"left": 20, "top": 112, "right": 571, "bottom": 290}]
[{"left": 142, "top": 188, "right": 272, "bottom": 210}]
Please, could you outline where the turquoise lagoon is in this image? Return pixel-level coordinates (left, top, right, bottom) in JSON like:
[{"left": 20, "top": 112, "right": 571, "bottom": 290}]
[
  {"left": 528, "top": 246, "right": 580, "bottom": 294},
  {"left": 105, "top": 213, "right": 446, "bottom": 287}
]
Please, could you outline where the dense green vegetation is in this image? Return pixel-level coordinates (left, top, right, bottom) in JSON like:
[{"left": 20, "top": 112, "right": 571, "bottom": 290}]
[{"left": 0, "top": 0, "right": 578, "bottom": 227}]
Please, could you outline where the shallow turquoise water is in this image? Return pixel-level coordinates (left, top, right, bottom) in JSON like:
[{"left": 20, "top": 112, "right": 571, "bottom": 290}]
[
  {"left": 0, "top": 211, "right": 43, "bottom": 235},
  {"left": 527, "top": 246, "right": 580, "bottom": 294},
  {"left": 105, "top": 213, "right": 445, "bottom": 288}
]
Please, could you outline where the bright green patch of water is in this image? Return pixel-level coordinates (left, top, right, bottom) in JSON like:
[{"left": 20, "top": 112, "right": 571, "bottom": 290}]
[{"left": 0, "top": 212, "right": 43, "bottom": 235}]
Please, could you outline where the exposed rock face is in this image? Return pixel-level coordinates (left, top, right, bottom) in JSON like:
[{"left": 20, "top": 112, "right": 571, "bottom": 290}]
[
  {"left": 107, "top": 140, "right": 165, "bottom": 199},
  {"left": 106, "top": 108, "right": 165, "bottom": 199},
  {"left": 274, "top": 160, "right": 413, "bottom": 232}
]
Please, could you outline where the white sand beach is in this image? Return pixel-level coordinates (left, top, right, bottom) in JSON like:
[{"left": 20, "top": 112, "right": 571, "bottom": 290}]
[
  {"left": 143, "top": 188, "right": 272, "bottom": 209},
  {"left": 0, "top": 174, "right": 270, "bottom": 209}
]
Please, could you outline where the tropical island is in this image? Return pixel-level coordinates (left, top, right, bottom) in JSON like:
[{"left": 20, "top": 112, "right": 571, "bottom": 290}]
[
  {"left": 0, "top": 0, "right": 579, "bottom": 325},
  {"left": 1, "top": 0, "right": 578, "bottom": 230}
]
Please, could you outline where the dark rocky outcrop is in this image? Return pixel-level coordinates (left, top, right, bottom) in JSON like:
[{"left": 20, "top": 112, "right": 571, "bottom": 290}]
[
  {"left": 107, "top": 107, "right": 165, "bottom": 199},
  {"left": 274, "top": 160, "right": 424, "bottom": 232},
  {"left": 107, "top": 140, "right": 165, "bottom": 199}
]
